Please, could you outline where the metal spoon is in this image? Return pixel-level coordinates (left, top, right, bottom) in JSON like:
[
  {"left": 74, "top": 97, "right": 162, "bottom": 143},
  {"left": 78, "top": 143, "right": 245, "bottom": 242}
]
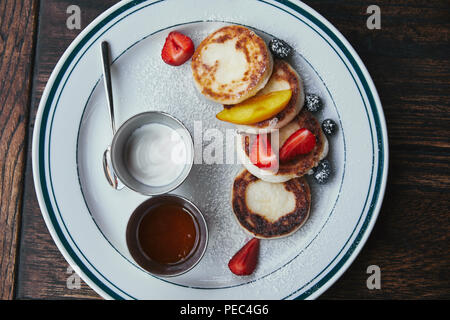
[{"left": 100, "top": 41, "right": 124, "bottom": 190}]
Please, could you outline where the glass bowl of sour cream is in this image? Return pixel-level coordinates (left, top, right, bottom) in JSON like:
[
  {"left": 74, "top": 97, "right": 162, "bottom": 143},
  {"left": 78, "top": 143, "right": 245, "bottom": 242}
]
[{"left": 111, "top": 111, "right": 194, "bottom": 196}]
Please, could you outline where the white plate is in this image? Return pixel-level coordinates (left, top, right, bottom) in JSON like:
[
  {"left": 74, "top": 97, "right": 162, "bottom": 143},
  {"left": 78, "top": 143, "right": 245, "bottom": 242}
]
[{"left": 32, "top": 0, "right": 388, "bottom": 300}]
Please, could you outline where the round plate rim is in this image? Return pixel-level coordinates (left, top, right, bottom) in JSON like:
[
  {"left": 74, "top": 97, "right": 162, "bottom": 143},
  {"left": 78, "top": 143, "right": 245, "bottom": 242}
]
[{"left": 32, "top": 0, "right": 389, "bottom": 300}]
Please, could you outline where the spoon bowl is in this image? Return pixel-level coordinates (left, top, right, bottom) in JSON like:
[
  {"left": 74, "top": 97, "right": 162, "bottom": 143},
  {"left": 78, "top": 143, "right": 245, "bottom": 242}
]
[{"left": 103, "top": 146, "right": 124, "bottom": 189}]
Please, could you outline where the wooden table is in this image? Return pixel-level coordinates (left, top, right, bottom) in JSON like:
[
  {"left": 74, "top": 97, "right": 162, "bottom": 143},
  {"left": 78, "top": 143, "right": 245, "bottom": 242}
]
[{"left": 0, "top": 0, "right": 448, "bottom": 300}]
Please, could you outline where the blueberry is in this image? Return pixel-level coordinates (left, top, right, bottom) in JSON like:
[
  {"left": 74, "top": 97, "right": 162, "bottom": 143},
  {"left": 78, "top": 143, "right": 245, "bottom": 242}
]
[
  {"left": 269, "top": 38, "right": 292, "bottom": 59},
  {"left": 313, "top": 160, "right": 332, "bottom": 184},
  {"left": 305, "top": 94, "right": 322, "bottom": 113},
  {"left": 322, "top": 119, "right": 337, "bottom": 136}
]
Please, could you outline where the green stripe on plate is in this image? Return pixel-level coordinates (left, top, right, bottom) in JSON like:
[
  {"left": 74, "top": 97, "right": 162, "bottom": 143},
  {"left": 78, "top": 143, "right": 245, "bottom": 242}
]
[{"left": 36, "top": 0, "right": 386, "bottom": 300}]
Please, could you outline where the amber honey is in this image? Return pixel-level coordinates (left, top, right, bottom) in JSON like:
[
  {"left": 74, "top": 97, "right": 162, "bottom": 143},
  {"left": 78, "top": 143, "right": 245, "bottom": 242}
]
[
  {"left": 127, "top": 195, "right": 207, "bottom": 276},
  {"left": 137, "top": 203, "right": 197, "bottom": 264}
]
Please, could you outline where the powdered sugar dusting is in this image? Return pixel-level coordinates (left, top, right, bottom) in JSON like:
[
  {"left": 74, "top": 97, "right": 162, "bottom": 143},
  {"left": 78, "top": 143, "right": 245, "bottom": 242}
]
[{"left": 82, "top": 21, "right": 343, "bottom": 289}]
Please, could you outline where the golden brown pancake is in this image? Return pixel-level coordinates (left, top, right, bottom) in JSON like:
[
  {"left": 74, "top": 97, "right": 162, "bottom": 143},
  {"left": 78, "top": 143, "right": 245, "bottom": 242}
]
[
  {"left": 237, "top": 109, "right": 329, "bottom": 183},
  {"left": 235, "top": 59, "right": 305, "bottom": 132},
  {"left": 191, "top": 25, "right": 273, "bottom": 104},
  {"left": 231, "top": 169, "right": 311, "bottom": 239}
]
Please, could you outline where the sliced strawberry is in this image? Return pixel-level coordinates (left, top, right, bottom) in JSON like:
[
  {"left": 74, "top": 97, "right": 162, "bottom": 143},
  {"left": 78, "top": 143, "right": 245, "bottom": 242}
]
[
  {"left": 228, "top": 238, "right": 260, "bottom": 276},
  {"left": 279, "top": 128, "right": 316, "bottom": 162},
  {"left": 249, "top": 134, "right": 278, "bottom": 169},
  {"left": 161, "top": 31, "right": 195, "bottom": 66}
]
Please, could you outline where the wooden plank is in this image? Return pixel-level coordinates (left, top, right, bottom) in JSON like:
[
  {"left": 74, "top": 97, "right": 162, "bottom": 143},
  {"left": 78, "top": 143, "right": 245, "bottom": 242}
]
[
  {"left": 17, "top": 0, "right": 450, "bottom": 299},
  {"left": 16, "top": 0, "right": 118, "bottom": 300},
  {"left": 304, "top": 0, "right": 450, "bottom": 299},
  {"left": 0, "top": 0, "right": 38, "bottom": 300}
]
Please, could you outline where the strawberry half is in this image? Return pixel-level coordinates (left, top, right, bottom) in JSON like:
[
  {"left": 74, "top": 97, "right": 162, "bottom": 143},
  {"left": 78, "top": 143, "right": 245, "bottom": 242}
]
[
  {"left": 161, "top": 31, "right": 195, "bottom": 66},
  {"left": 228, "top": 238, "right": 260, "bottom": 276},
  {"left": 279, "top": 128, "right": 316, "bottom": 162},
  {"left": 249, "top": 134, "right": 278, "bottom": 169}
]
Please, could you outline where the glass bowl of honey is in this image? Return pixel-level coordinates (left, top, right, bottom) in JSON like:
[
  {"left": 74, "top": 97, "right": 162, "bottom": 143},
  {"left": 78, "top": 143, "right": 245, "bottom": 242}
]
[{"left": 126, "top": 194, "right": 208, "bottom": 277}]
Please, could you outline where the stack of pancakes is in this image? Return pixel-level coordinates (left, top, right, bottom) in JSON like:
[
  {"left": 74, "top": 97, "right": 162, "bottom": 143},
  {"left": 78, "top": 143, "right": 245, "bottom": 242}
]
[{"left": 192, "top": 25, "right": 328, "bottom": 239}]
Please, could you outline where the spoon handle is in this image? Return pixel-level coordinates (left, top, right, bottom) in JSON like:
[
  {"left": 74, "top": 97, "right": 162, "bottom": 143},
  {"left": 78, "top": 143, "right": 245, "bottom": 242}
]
[{"left": 101, "top": 41, "right": 116, "bottom": 134}]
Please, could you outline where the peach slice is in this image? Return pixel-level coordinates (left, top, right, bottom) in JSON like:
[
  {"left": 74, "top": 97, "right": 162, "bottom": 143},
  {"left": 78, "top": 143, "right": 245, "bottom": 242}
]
[{"left": 216, "top": 89, "right": 292, "bottom": 125}]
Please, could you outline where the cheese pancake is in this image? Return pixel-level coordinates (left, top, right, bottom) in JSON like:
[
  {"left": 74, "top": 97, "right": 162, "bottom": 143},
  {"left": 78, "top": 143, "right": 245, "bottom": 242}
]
[
  {"left": 237, "top": 109, "right": 329, "bottom": 183},
  {"left": 232, "top": 169, "right": 311, "bottom": 239},
  {"left": 191, "top": 25, "right": 273, "bottom": 104},
  {"left": 236, "top": 60, "right": 304, "bottom": 132}
]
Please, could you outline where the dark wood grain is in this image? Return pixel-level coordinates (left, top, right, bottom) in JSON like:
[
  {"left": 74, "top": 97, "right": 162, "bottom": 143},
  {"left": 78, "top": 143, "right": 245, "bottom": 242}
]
[
  {"left": 12, "top": 0, "right": 450, "bottom": 299},
  {"left": 0, "top": 0, "right": 38, "bottom": 300},
  {"left": 303, "top": 0, "right": 450, "bottom": 299}
]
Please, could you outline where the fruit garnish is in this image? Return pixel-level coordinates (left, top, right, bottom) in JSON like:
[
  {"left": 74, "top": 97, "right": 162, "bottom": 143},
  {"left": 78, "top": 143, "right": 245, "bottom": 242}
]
[
  {"left": 249, "top": 134, "right": 278, "bottom": 169},
  {"left": 228, "top": 238, "right": 260, "bottom": 276},
  {"left": 161, "top": 31, "right": 195, "bottom": 66},
  {"left": 279, "top": 128, "right": 316, "bottom": 161},
  {"left": 216, "top": 89, "right": 292, "bottom": 125},
  {"left": 269, "top": 38, "right": 292, "bottom": 59},
  {"left": 305, "top": 93, "right": 322, "bottom": 113},
  {"left": 313, "top": 159, "right": 332, "bottom": 184},
  {"left": 322, "top": 119, "right": 337, "bottom": 136}
]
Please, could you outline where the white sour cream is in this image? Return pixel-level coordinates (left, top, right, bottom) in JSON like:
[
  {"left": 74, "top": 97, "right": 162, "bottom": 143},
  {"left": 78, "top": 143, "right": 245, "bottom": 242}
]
[{"left": 125, "top": 123, "right": 187, "bottom": 187}]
